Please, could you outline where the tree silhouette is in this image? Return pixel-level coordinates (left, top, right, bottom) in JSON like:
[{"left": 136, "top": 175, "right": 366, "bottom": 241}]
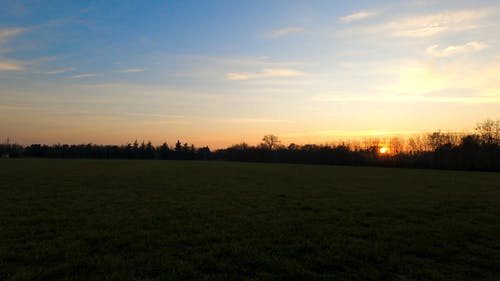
[
  {"left": 159, "top": 142, "right": 170, "bottom": 159},
  {"left": 261, "top": 134, "right": 281, "bottom": 150},
  {"left": 175, "top": 140, "right": 182, "bottom": 152},
  {"left": 475, "top": 119, "right": 500, "bottom": 145},
  {"left": 4, "top": 118, "right": 499, "bottom": 171}
]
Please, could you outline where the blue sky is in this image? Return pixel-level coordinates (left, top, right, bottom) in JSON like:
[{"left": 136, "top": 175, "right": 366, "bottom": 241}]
[{"left": 1, "top": 0, "right": 499, "bottom": 147}]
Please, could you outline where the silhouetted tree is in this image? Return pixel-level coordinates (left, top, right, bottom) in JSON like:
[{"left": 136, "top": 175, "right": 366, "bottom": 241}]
[
  {"left": 6, "top": 119, "right": 500, "bottom": 171},
  {"left": 475, "top": 119, "right": 500, "bottom": 145},
  {"left": 175, "top": 140, "right": 182, "bottom": 152},
  {"left": 427, "top": 131, "right": 452, "bottom": 151},
  {"left": 261, "top": 134, "right": 281, "bottom": 150},
  {"left": 198, "top": 146, "right": 211, "bottom": 160},
  {"left": 159, "top": 142, "right": 170, "bottom": 159}
]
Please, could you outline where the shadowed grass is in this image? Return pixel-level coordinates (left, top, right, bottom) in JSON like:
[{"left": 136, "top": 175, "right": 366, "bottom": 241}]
[{"left": 1, "top": 159, "right": 499, "bottom": 280}]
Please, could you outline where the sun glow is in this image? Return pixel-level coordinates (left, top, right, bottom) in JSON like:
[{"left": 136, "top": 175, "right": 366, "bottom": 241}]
[{"left": 379, "top": 147, "right": 388, "bottom": 154}]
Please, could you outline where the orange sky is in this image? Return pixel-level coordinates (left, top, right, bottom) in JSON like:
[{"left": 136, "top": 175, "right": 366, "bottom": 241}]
[{"left": 1, "top": 1, "right": 499, "bottom": 148}]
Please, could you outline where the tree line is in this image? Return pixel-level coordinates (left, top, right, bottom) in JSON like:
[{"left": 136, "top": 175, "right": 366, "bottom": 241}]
[
  {"left": 1, "top": 119, "right": 499, "bottom": 171},
  {"left": 1, "top": 140, "right": 211, "bottom": 161}
]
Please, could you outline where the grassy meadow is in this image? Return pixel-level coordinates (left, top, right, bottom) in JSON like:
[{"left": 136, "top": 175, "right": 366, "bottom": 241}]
[{"left": 0, "top": 159, "right": 499, "bottom": 281}]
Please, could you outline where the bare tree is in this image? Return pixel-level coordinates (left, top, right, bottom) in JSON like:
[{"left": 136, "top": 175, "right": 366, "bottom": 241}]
[
  {"left": 261, "top": 134, "right": 281, "bottom": 150},
  {"left": 407, "top": 137, "right": 419, "bottom": 154},
  {"left": 475, "top": 119, "right": 500, "bottom": 145},
  {"left": 427, "top": 131, "right": 452, "bottom": 150},
  {"left": 390, "top": 137, "right": 404, "bottom": 155},
  {"left": 362, "top": 137, "right": 380, "bottom": 150}
]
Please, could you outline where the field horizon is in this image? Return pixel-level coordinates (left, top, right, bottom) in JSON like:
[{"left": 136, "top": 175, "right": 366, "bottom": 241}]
[{"left": 1, "top": 159, "right": 499, "bottom": 280}]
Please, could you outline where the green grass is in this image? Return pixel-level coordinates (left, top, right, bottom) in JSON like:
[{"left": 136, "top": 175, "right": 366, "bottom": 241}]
[{"left": 1, "top": 159, "right": 499, "bottom": 281}]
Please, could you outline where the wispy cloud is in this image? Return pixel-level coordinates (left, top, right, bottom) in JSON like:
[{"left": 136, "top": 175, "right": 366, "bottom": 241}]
[
  {"left": 116, "top": 68, "right": 145, "bottom": 73},
  {"left": 312, "top": 93, "right": 500, "bottom": 104},
  {"left": 313, "top": 129, "right": 421, "bottom": 137},
  {"left": 111, "top": 112, "right": 184, "bottom": 119},
  {"left": 224, "top": 118, "right": 285, "bottom": 124},
  {"left": 72, "top": 73, "right": 96, "bottom": 79},
  {"left": 0, "top": 27, "right": 25, "bottom": 44},
  {"left": 226, "top": 68, "right": 307, "bottom": 80},
  {"left": 427, "top": 42, "right": 488, "bottom": 57},
  {"left": 379, "top": 59, "right": 500, "bottom": 97},
  {"left": 0, "top": 59, "right": 24, "bottom": 71},
  {"left": 368, "top": 8, "right": 492, "bottom": 37},
  {"left": 266, "top": 27, "right": 305, "bottom": 38},
  {"left": 39, "top": 67, "right": 75, "bottom": 74},
  {"left": 340, "top": 11, "right": 376, "bottom": 23},
  {"left": 0, "top": 105, "right": 32, "bottom": 111},
  {"left": 409, "top": 0, "right": 430, "bottom": 7}
]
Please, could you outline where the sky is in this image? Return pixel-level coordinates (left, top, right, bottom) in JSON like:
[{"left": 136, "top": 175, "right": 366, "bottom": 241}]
[{"left": 1, "top": 0, "right": 499, "bottom": 148}]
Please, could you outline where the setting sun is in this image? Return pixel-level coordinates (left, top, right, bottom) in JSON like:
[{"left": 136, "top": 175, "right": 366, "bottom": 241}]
[{"left": 379, "top": 147, "right": 388, "bottom": 154}]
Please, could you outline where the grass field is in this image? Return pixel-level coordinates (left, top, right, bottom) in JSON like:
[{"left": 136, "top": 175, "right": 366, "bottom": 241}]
[{"left": 1, "top": 159, "right": 499, "bottom": 281}]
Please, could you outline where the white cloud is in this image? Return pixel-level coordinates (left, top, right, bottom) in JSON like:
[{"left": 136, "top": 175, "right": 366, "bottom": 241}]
[
  {"left": 72, "top": 73, "right": 96, "bottom": 79},
  {"left": 226, "top": 68, "right": 307, "bottom": 80},
  {"left": 39, "top": 67, "right": 75, "bottom": 74},
  {"left": 116, "top": 68, "right": 145, "bottom": 73},
  {"left": 0, "top": 28, "right": 29, "bottom": 71},
  {"left": 340, "top": 11, "right": 376, "bottom": 23},
  {"left": 368, "top": 9, "right": 491, "bottom": 37},
  {"left": 0, "top": 27, "right": 25, "bottom": 44},
  {"left": 0, "top": 59, "right": 24, "bottom": 71},
  {"left": 266, "top": 27, "right": 305, "bottom": 38},
  {"left": 427, "top": 42, "right": 488, "bottom": 57}
]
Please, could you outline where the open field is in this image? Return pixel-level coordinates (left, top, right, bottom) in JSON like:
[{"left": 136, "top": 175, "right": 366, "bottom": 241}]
[{"left": 1, "top": 159, "right": 499, "bottom": 281}]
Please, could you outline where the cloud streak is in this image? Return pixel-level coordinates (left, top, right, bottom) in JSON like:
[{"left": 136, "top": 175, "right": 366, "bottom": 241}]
[
  {"left": 226, "top": 68, "right": 307, "bottom": 80},
  {"left": 72, "top": 73, "right": 97, "bottom": 79},
  {"left": 340, "top": 11, "right": 376, "bottom": 23},
  {"left": 116, "top": 68, "right": 145, "bottom": 73},
  {"left": 224, "top": 118, "right": 285, "bottom": 124},
  {"left": 39, "top": 67, "right": 75, "bottom": 74},
  {"left": 0, "top": 27, "right": 25, "bottom": 44},
  {"left": 0, "top": 59, "right": 24, "bottom": 71},
  {"left": 313, "top": 129, "right": 421, "bottom": 137},
  {"left": 368, "top": 8, "right": 492, "bottom": 37},
  {"left": 266, "top": 27, "right": 305, "bottom": 38},
  {"left": 427, "top": 42, "right": 488, "bottom": 57},
  {"left": 312, "top": 93, "right": 500, "bottom": 104}
]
